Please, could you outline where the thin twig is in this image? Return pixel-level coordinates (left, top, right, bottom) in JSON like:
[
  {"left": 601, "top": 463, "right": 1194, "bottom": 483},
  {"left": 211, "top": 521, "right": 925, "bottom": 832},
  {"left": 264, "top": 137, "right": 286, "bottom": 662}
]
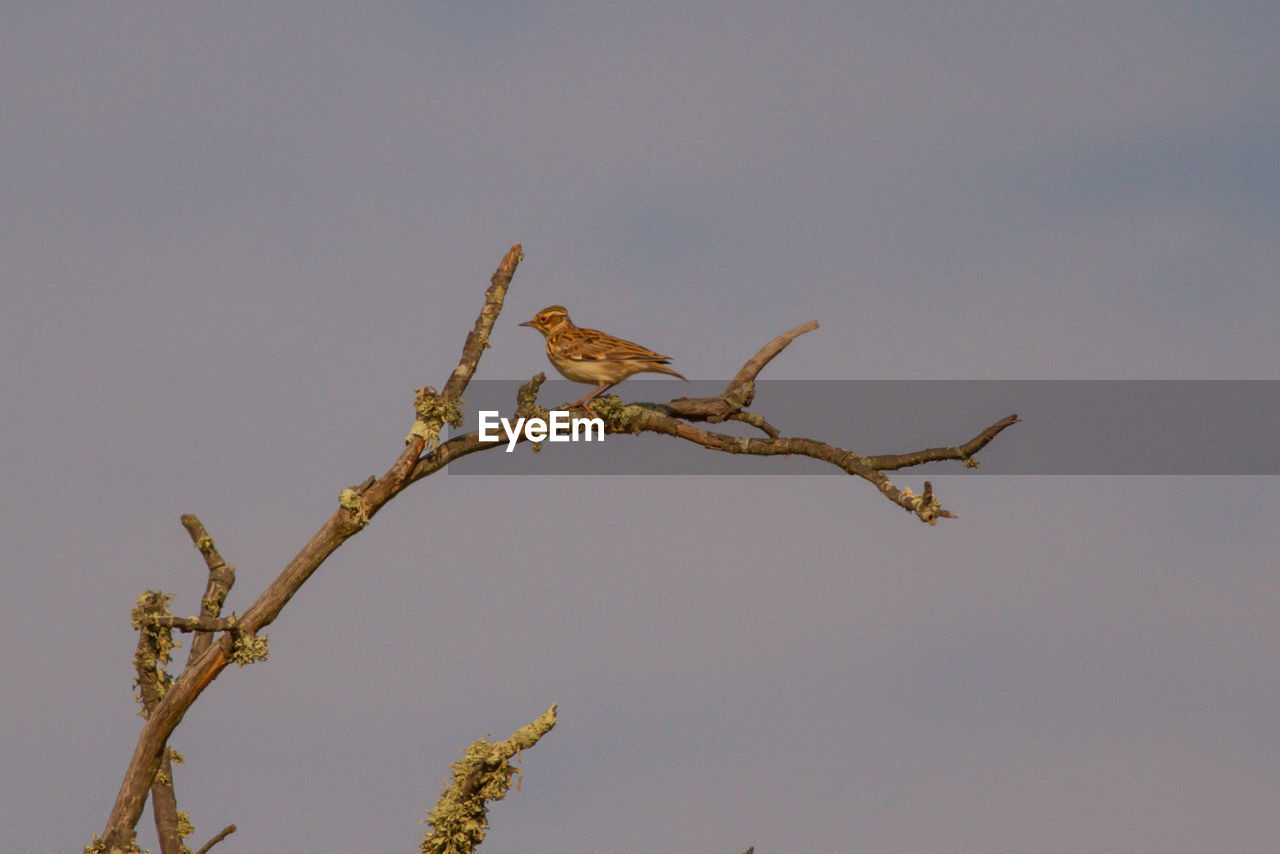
[
  {"left": 865, "top": 413, "right": 1021, "bottom": 470},
  {"left": 726, "top": 411, "right": 779, "bottom": 437},
  {"left": 180, "top": 515, "right": 235, "bottom": 665},
  {"left": 193, "top": 824, "right": 237, "bottom": 854},
  {"left": 144, "top": 615, "right": 239, "bottom": 633},
  {"left": 398, "top": 243, "right": 525, "bottom": 483},
  {"left": 728, "top": 319, "right": 820, "bottom": 390},
  {"left": 660, "top": 320, "right": 819, "bottom": 423}
]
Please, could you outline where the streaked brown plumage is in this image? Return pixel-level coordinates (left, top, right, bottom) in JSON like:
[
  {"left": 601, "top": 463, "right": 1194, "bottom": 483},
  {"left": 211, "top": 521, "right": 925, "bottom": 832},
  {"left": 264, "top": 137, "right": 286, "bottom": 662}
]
[{"left": 520, "top": 305, "right": 687, "bottom": 408}]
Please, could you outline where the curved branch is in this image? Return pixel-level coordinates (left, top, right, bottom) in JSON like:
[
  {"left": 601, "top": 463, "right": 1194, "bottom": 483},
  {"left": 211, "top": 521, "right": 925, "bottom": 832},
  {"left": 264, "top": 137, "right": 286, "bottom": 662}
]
[
  {"left": 661, "top": 319, "right": 819, "bottom": 422},
  {"left": 99, "top": 246, "right": 525, "bottom": 851},
  {"left": 193, "top": 824, "right": 237, "bottom": 854},
  {"left": 414, "top": 396, "right": 1014, "bottom": 524},
  {"left": 398, "top": 243, "right": 524, "bottom": 483},
  {"left": 180, "top": 514, "right": 235, "bottom": 665},
  {"left": 729, "top": 319, "right": 820, "bottom": 390},
  {"left": 495, "top": 318, "right": 1016, "bottom": 523}
]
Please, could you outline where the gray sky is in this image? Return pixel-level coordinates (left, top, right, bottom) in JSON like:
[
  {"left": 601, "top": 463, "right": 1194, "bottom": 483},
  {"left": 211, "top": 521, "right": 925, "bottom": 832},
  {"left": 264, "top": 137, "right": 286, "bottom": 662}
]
[{"left": 3, "top": 3, "right": 1278, "bottom": 852}]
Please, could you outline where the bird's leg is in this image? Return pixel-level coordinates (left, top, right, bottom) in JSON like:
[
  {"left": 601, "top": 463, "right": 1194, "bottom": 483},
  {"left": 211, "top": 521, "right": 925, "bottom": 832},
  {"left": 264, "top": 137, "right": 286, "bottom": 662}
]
[
  {"left": 574, "top": 383, "right": 617, "bottom": 410},
  {"left": 571, "top": 386, "right": 605, "bottom": 408}
]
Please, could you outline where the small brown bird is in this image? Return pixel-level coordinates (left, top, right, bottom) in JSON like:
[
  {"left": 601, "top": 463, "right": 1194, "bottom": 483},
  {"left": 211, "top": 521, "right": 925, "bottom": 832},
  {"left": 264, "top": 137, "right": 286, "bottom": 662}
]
[{"left": 520, "top": 305, "right": 687, "bottom": 408}]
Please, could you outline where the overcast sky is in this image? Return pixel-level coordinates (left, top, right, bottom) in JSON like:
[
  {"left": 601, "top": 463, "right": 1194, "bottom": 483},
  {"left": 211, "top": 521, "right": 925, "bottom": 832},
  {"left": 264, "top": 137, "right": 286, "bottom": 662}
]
[{"left": 2, "top": 3, "right": 1278, "bottom": 853}]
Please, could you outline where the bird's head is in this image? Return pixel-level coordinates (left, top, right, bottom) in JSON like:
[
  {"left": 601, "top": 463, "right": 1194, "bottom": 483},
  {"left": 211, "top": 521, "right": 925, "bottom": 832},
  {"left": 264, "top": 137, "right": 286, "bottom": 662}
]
[{"left": 520, "top": 305, "right": 573, "bottom": 335}]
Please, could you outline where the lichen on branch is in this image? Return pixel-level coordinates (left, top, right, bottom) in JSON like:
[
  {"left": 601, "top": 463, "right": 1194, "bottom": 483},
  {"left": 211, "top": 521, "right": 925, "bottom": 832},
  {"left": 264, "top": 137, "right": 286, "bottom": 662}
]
[{"left": 420, "top": 704, "right": 558, "bottom": 854}]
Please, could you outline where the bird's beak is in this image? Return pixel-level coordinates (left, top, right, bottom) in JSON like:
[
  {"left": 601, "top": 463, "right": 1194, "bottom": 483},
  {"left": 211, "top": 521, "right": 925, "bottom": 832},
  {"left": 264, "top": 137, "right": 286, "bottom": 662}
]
[{"left": 519, "top": 319, "right": 535, "bottom": 328}]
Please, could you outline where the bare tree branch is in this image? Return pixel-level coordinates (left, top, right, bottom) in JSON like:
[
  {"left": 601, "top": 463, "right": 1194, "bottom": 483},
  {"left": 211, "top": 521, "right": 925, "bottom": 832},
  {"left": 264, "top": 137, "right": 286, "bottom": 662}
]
[
  {"left": 143, "top": 615, "right": 240, "bottom": 633},
  {"left": 726, "top": 410, "right": 779, "bottom": 437},
  {"left": 398, "top": 243, "right": 525, "bottom": 483},
  {"left": 180, "top": 514, "right": 235, "bottom": 665},
  {"left": 405, "top": 326, "right": 1017, "bottom": 523},
  {"left": 192, "top": 823, "right": 237, "bottom": 854},
  {"left": 118, "top": 518, "right": 237, "bottom": 854},
  {"left": 597, "top": 402, "right": 1014, "bottom": 524},
  {"left": 658, "top": 319, "right": 819, "bottom": 423},
  {"left": 128, "top": 592, "right": 183, "bottom": 854},
  {"left": 864, "top": 412, "right": 1021, "bottom": 470},
  {"left": 98, "top": 245, "right": 525, "bottom": 851},
  {"left": 728, "top": 319, "right": 820, "bottom": 390}
]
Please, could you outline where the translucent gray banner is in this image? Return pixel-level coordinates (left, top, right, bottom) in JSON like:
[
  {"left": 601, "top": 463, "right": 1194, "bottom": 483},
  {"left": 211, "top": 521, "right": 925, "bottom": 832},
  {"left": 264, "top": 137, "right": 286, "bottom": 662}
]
[{"left": 447, "top": 381, "right": 1279, "bottom": 475}]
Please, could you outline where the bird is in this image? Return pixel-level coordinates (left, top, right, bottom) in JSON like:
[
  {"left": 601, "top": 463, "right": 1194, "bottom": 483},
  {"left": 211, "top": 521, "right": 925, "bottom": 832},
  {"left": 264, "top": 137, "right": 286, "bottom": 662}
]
[{"left": 520, "top": 305, "right": 687, "bottom": 408}]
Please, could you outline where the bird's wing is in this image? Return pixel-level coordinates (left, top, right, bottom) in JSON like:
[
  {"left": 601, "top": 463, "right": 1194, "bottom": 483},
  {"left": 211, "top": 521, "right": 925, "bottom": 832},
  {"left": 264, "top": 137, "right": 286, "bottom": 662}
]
[{"left": 567, "top": 328, "right": 672, "bottom": 363}]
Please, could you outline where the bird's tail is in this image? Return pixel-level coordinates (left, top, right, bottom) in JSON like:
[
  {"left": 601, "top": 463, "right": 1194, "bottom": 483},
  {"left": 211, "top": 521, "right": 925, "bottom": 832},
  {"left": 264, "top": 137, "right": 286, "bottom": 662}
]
[{"left": 650, "top": 363, "right": 688, "bottom": 381}]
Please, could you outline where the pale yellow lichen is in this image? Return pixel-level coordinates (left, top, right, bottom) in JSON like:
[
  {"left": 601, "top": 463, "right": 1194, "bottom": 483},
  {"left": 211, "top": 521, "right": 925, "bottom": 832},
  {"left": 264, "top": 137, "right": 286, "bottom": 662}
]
[
  {"left": 230, "top": 631, "right": 269, "bottom": 666},
  {"left": 338, "top": 488, "right": 369, "bottom": 528},
  {"left": 420, "top": 705, "right": 556, "bottom": 854}
]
